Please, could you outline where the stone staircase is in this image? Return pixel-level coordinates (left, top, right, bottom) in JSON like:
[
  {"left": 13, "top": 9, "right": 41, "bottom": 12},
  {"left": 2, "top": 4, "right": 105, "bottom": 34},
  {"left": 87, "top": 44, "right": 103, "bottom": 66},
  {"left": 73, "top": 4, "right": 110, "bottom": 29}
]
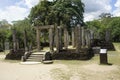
[{"left": 26, "top": 52, "right": 45, "bottom": 62}]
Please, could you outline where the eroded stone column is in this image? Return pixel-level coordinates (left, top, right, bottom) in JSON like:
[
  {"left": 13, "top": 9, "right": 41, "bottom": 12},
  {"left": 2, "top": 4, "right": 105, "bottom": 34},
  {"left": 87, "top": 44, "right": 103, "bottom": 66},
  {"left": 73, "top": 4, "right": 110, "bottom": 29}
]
[
  {"left": 82, "top": 27, "right": 85, "bottom": 48},
  {"left": 105, "top": 29, "right": 111, "bottom": 42},
  {"left": 59, "top": 27, "right": 63, "bottom": 50},
  {"left": 64, "top": 28, "right": 68, "bottom": 49},
  {"left": 76, "top": 25, "right": 82, "bottom": 53},
  {"left": 12, "top": 29, "right": 17, "bottom": 52},
  {"left": 85, "top": 29, "right": 91, "bottom": 48},
  {"left": 55, "top": 28, "right": 60, "bottom": 53},
  {"left": 36, "top": 28, "right": 41, "bottom": 51},
  {"left": 72, "top": 28, "right": 75, "bottom": 47},
  {"left": 49, "top": 28, "right": 54, "bottom": 52}
]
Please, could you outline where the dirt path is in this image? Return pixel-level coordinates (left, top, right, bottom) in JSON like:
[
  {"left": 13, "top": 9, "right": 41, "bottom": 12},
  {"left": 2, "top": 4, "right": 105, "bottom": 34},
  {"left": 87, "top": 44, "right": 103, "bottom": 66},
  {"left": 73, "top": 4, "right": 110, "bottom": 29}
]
[
  {"left": 0, "top": 55, "right": 66, "bottom": 80},
  {"left": 0, "top": 51, "right": 120, "bottom": 80}
]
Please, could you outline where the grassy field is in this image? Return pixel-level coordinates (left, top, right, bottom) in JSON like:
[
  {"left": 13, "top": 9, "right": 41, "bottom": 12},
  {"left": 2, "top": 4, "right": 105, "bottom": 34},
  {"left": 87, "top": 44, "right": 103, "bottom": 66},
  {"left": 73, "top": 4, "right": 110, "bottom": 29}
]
[
  {"left": 113, "top": 42, "right": 120, "bottom": 52},
  {"left": 50, "top": 50, "right": 120, "bottom": 80},
  {"left": 50, "top": 43, "right": 120, "bottom": 80}
]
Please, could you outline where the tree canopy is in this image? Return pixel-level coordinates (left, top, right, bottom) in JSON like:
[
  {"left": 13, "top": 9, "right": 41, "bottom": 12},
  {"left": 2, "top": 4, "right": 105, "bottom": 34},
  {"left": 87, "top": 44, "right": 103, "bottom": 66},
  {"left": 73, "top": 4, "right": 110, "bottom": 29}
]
[
  {"left": 86, "top": 14, "right": 120, "bottom": 42},
  {"left": 29, "top": 0, "right": 84, "bottom": 27}
]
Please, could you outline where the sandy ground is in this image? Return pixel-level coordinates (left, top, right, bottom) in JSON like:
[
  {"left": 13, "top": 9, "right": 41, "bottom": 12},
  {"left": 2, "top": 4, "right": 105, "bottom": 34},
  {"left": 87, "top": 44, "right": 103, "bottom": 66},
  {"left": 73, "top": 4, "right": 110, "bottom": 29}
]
[{"left": 0, "top": 51, "right": 120, "bottom": 80}]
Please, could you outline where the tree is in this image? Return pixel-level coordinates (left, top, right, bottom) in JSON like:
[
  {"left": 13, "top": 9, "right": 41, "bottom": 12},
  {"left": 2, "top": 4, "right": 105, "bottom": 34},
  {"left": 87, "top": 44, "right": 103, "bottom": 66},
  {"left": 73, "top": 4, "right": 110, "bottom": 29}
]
[
  {"left": 29, "top": 0, "right": 54, "bottom": 26},
  {"left": 0, "top": 19, "right": 11, "bottom": 29},
  {"left": 0, "top": 20, "right": 11, "bottom": 50},
  {"left": 12, "top": 18, "right": 36, "bottom": 49},
  {"left": 29, "top": 0, "right": 84, "bottom": 27},
  {"left": 99, "top": 13, "right": 112, "bottom": 19},
  {"left": 86, "top": 20, "right": 102, "bottom": 39},
  {"left": 108, "top": 17, "right": 120, "bottom": 42},
  {"left": 50, "top": 0, "right": 84, "bottom": 27}
]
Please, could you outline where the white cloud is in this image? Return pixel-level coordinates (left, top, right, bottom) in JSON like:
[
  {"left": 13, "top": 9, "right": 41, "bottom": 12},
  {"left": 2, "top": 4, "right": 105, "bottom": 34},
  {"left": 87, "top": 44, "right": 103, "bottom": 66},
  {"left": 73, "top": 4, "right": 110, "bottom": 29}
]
[
  {"left": 0, "top": 0, "right": 39, "bottom": 23},
  {"left": 0, "top": 0, "right": 118, "bottom": 23},
  {"left": 113, "top": 0, "right": 120, "bottom": 16},
  {"left": 0, "top": 6, "right": 28, "bottom": 23},
  {"left": 82, "top": 0, "right": 112, "bottom": 21},
  {"left": 24, "top": 0, "right": 39, "bottom": 8},
  {"left": 114, "top": 0, "right": 120, "bottom": 7}
]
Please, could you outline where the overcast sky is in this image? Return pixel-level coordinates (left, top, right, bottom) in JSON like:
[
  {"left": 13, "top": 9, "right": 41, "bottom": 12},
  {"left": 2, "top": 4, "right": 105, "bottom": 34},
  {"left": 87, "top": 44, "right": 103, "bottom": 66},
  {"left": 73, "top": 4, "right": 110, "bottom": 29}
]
[{"left": 0, "top": 0, "right": 120, "bottom": 23}]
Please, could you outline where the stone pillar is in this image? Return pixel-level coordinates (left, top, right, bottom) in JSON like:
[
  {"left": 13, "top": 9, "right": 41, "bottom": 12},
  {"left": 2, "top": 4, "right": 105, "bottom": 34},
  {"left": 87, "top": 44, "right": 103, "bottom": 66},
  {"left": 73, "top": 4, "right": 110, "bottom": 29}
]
[
  {"left": 76, "top": 25, "right": 82, "bottom": 53},
  {"left": 16, "top": 39, "right": 19, "bottom": 50},
  {"left": 55, "top": 28, "right": 60, "bottom": 53},
  {"left": 64, "top": 28, "right": 68, "bottom": 49},
  {"left": 90, "top": 30, "right": 94, "bottom": 40},
  {"left": 74, "top": 27, "right": 78, "bottom": 47},
  {"left": 90, "top": 30, "right": 94, "bottom": 47},
  {"left": 59, "top": 27, "right": 63, "bottom": 50},
  {"left": 85, "top": 30, "right": 91, "bottom": 48},
  {"left": 36, "top": 28, "right": 41, "bottom": 51},
  {"left": 82, "top": 27, "right": 85, "bottom": 48},
  {"left": 49, "top": 28, "right": 54, "bottom": 52},
  {"left": 12, "top": 29, "right": 17, "bottom": 52},
  {"left": 72, "top": 28, "right": 75, "bottom": 47},
  {"left": 105, "top": 29, "right": 111, "bottom": 42}
]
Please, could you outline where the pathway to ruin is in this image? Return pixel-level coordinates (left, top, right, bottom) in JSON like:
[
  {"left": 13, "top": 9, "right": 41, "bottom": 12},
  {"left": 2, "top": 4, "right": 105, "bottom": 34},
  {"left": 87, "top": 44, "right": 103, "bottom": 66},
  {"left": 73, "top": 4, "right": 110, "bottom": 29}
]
[{"left": 0, "top": 51, "right": 120, "bottom": 80}]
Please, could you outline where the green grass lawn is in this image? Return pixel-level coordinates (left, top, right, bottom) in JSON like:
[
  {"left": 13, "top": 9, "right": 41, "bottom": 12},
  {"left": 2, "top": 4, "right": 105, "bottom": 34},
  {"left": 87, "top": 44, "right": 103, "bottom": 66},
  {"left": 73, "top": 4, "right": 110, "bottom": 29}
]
[{"left": 113, "top": 42, "right": 120, "bottom": 52}]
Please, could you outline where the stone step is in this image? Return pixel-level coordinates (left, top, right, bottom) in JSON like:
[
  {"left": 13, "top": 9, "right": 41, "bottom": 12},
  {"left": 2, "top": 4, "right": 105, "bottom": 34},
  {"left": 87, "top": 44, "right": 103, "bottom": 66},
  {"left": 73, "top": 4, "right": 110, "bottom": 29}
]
[
  {"left": 30, "top": 55, "right": 43, "bottom": 57},
  {"left": 27, "top": 57, "right": 43, "bottom": 59},
  {"left": 25, "top": 52, "right": 44, "bottom": 62},
  {"left": 26, "top": 58, "right": 42, "bottom": 61},
  {"left": 26, "top": 58, "right": 43, "bottom": 61},
  {"left": 26, "top": 60, "right": 42, "bottom": 62}
]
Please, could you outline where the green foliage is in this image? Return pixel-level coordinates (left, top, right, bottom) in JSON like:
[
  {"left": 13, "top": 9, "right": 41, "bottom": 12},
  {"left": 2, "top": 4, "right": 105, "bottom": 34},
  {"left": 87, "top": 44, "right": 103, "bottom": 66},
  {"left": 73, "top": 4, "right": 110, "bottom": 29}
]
[
  {"left": 0, "top": 19, "right": 11, "bottom": 29},
  {"left": 86, "top": 20, "right": 103, "bottom": 39},
  {"left": 0, "top": 20, "right": 12, "bottom": 49},
  {"left": 108, "top": 17, "right": 120, "bottom": 42},
  {"left": 86, "top": 16, "right": 120, "bottom": 42},
  {"left": 29, "top": 0, "right": 54, "bottom": 26},
  {"left": 51, "top": 0, "right": 84, "bottom": 27},
  {"left": 12, "top": 18, "right": 36, "bottom": 48},
  {"left": 29, "top": 0, "right": 84, "bottom": 27}
]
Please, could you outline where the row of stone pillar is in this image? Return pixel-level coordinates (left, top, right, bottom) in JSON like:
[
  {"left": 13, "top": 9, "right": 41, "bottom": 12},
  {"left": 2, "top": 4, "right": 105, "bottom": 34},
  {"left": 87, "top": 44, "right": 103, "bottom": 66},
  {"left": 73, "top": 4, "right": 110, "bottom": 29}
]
[
  {"left": 72, "top": 26, "right": 92, "bottom": 53},
  {"left": 36, "top": 26, "right": 70, "bottom": 53},
  {"left": 36, "top": 25, "right": 93, "bottom": 53}
]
